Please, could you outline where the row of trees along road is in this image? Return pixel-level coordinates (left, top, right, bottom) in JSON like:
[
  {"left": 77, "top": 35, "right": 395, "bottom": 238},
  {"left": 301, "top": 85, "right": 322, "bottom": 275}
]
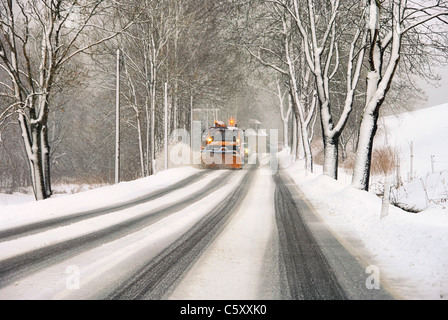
[
  {"left": 237, "top": 0, "right": 448, "bottom": 190},
  {"left": 1, "top": 0, "right": 448, "bottom": 201},
  {"left": 0, "top": 0, "right": 246, "bottom": 200}
]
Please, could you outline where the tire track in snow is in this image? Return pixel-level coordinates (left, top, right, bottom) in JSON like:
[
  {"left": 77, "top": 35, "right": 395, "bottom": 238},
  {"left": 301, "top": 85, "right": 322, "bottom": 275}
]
[
  {"left": 274, "top": 172, "right": 348, "bottom": 300},
  {"left": 168, "top": 167, "right": 285, "bottom": 300},
  {"left": 275, "top": 171, "right": 394, "bottom": 300},
  {"left": 0, "top": 169, "right": 238, "bottom": 288},
  {"left": 105, "top": 166, "right": 256, "bottom": 300},
  {"left": 0, "top": 170, "right": 211, "bottom": 242}
]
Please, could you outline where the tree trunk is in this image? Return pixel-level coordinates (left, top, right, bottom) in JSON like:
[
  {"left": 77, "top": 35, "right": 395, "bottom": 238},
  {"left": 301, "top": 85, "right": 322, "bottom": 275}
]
[
  {"left": 30, "top": 124, "right": 47, "bottom": 200},
  {"left": 136, "top": 110, "right": 145, "bottom": 178},
  {"left": 352, "top": 106, "right": 379, "bottom": 191},
  {"left": 296, "top": 109, "right": 313, "bottom": 172},
  {"left": 322, "top": 135, "right": 339, "bottom": 180},
  {"left": 41, "top": 124, "right": 52, "bottom": 197},
  {"left": 283, "top": 121, "right": 289, "bottom": 148},
  {"left": 151, "top": 90, "right": 156, "bottom": 175},
  {"left": 352, "top": 0, "right": 401, "bottom": 191},
  {"left": 287, "top": 77, "right": 313, "bottom": 172},
  {"left": 291, "top": 113, "right": 298, "bottom": 161},
  {"left": 150, "top": 59, "right": 157, "bottom": 176},
  {"left": 340, "top": 136, "right": 348, "bottom": 162},
  {"left": 145, "top": 98, "right": 151, "bottom": 176},
  {"left": 18, "top": 111, "right": 48, "bottom": 201}
]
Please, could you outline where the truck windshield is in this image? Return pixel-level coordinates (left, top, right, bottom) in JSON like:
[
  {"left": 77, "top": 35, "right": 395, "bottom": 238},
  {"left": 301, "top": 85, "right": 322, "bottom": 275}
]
[{"left": 207, "top": 129, "right": 238, "bottom": 142}]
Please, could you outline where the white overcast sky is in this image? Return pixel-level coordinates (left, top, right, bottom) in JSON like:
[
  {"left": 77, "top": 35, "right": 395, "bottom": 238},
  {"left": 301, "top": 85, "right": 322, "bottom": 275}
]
[{"left": 419, "top": 67, "right": 448, "bottom": 108}]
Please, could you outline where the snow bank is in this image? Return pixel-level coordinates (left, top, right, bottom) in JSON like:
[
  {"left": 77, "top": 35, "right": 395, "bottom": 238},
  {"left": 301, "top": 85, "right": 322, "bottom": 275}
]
[
  {"left": 392, "top": 171, "right": 448, "bottom": 211},
  {"left": 283, "top": 160, "right": 448, "bottom": 300},
  {"left": 0, "top": 193, "right": 34, "bottom": 207}
]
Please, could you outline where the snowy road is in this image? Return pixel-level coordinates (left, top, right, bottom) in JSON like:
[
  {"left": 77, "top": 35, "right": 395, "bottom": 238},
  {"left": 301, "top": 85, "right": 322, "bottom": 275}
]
[
  {"left": 274, "top": 172, "right": 392, "bottom": 300},
  {"left": 0, "top": 165, "right": 394, "bottom": 300},
  {"left": 0, "top": 169, "right": 211, "bottom": 242},
  {"left": 0, "top": 169, "right": 238, "bottom": 287}
]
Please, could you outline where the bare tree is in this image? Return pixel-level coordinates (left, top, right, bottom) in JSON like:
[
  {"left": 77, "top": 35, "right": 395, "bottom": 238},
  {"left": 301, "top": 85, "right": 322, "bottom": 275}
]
[
  {"left": 276, "top": 79, "right": 292, "bottom": 148},
  {"left": 0, "top": 0, "right": 140, "bottom": 200},
  {"left": 241, "top": 1, "right": 317, "bottom": 172},
  {"left": 278, "top": 0, "right": 367, "bottom": 179},
  {"left": 352, "top": 0, "right": 448, "bottom": 191},
  {"left": 251, "top": 77, "right": 292, "bottom": 147}
]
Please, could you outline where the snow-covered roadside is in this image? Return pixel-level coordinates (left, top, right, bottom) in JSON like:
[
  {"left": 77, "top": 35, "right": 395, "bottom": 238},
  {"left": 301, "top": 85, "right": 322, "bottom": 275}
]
[
  {"left": 0, "top": 193, "right": 35, "bottom": 206},
  {"left": 282, "top": 159, "right": 448, "bottom": 300}
]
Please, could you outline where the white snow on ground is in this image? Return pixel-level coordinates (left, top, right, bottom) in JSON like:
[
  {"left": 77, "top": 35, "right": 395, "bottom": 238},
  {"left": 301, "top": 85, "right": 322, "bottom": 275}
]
[
  {"left": 375, "top": 103, "right": 448, "bottom": 211},
  {"left": 282, "top": 160, "right": 448, "bottom": 300},
  {"left": 391, "top": 171, "right": 448, "bottom": 211},
  {"left": 0, "top": 169, "right": 247, "bottom": 299},
  {"left": 4, "top": 157, "right": 446, "bottom": 300},
  {"left": 0, "top": 104, "right": 446, "bottom": 300},
  {"left": 377, "top": 103, "right": 448, "bottom": 179},
  {"left": 277, "top": 103, "right": 448, "bottom": 300},
  {"left": 0, "top": 167, "right": 202, "bottom": 230},
  {"left": 0, "top": 170, "right": 227, "bottom": 262},
  {"left": 168, "top": 168, "right": 279, "bottom": 300}
]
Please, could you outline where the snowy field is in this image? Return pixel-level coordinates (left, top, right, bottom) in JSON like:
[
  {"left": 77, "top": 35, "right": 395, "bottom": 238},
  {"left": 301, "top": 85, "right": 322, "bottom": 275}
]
[{"left": 378, "top": 103, "right": 448, "bottom": 179}]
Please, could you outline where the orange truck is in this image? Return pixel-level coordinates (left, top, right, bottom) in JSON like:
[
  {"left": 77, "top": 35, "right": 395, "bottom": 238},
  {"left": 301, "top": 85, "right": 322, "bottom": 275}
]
[{"left": 201, "top": 119, "right": 245, "bottom": 169}]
